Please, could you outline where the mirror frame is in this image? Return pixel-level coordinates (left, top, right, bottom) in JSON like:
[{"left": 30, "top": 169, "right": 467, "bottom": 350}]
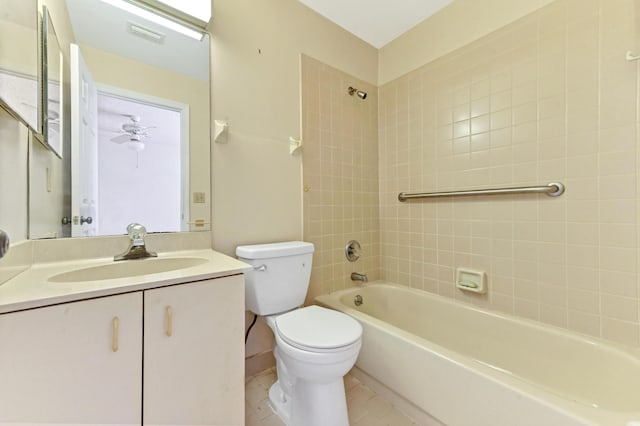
[{"left": 41, "top": 6, "right": 63, "bottom": 158}]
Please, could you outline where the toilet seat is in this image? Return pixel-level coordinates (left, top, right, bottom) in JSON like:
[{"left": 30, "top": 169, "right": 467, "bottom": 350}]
[{"left": 274, "top": 305, "right": 362, "bottom": 352}]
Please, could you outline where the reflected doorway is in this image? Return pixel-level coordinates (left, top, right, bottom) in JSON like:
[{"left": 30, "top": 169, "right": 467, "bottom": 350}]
[{"left": 95, "top": 89, "right": 188, "bottom": 236}]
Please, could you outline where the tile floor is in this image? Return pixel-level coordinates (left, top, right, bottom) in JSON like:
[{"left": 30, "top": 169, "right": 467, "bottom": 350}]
[{"left": 245, "top": 368, "right": 418, "bottom": 426}]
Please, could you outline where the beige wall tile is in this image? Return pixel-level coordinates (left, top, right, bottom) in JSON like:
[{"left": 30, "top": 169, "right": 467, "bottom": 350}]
[
  {"left": 601, "top": 294, "right": 638, "bottom": 322},
  {"left": 568, "top": 310, "right": 600, "bottom": 338},
  {"left": 602, "top": 318, "right": 640, "bottom": 346},
  {"left": 377, "top": 0, "right": 640, "bottom": 347},
  {"left": 302, "top": 56, "right": 380, "bottom": 301}
]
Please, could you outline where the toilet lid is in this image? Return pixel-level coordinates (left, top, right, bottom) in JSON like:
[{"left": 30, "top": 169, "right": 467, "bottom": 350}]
[{"left": 275, "top": 305, "right": 362, "bottom": 350}]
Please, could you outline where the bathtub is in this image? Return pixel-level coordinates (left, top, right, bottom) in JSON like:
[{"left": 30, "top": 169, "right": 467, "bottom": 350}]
[{"left": 316, "top": 283, "right": 640, "bottom": 426}]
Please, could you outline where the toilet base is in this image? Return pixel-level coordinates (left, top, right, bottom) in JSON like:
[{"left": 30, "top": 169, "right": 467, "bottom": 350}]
[
  {"left": 268, "top": 378, "right": 349, "bottom": 426},
  {"left": 268, "top": 380, "right": 291, "bottom": 425}
]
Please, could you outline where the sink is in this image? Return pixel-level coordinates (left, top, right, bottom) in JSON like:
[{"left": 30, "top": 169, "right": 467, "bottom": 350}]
[{"left": 48, "top": 257, "right": 209, "bottom": 283}]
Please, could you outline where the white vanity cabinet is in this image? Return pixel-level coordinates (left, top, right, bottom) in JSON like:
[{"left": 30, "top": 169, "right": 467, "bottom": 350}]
[
  {"left": 143, "top": 275, "right": 245, "bottom": 426},
  {"left": 0, "top": 292, "right": 143, "bottom": 425},
  {"left": 0, "top": 274, "right": 244, "bottom": 426}
]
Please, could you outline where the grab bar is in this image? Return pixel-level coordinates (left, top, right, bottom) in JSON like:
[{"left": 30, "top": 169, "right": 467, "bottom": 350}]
[{"left": 398, "top": 182, "right": 564, "bottom": 202}]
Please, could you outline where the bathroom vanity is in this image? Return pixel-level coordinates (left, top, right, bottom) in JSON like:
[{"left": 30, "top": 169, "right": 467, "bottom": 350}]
[{"left": 0, "top": 248, "right": 248, "bottom": 426}]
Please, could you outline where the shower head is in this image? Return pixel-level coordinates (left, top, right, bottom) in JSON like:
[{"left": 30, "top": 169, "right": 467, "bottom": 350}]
[{"left": 348, "top": 86, "right": 367, "bottom": 100}]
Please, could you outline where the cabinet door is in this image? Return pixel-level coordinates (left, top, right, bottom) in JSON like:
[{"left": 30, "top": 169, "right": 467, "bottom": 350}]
[
  {"left": 143, "top": 275, "right": 244, "bottom": 426},
  {"left": 0, "top": 292, "right": 143, "bottom": 425}
]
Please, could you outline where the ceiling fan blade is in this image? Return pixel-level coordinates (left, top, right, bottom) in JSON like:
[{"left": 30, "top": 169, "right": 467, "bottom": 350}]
[
  {"left": 110, "top": 134, "right": 131, "bottom": 144},
  {"left": 99, "top": 127, "right": 124, "bottom": 134},
  {"left": 122, "top": 124, "right": 155, "bottom": 132}
]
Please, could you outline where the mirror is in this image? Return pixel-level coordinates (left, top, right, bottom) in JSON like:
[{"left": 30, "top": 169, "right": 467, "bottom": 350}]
[
  {"left": 0, "top": 0, "right": 40, "bottom": 132},
  {"left": 43, "top": 6, "right": 63, "bottom": 157},
  {"left": 30, "top": 0, "right": 211, "bottom": 238}
]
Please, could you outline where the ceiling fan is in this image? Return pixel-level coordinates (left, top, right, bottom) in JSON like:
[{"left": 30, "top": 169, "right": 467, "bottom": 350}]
[{"left": 109, "top": 114, "right": 154, "bottom": 151}]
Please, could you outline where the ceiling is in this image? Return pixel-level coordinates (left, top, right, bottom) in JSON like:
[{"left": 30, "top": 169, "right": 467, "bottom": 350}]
[
  {"left": 64, "top": 0, "right": 453, "bottom": 79},
  {"left": 298, "top": 0, "right": 455, "bottom": 48},
  {"left": 65, "top": 0, "right": 209, "bottom": 81}
]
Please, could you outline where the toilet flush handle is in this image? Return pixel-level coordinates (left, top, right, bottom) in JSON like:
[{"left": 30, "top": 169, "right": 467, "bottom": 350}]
[{"left": 254, "top": 264, "right": 267, "bottom": 272}]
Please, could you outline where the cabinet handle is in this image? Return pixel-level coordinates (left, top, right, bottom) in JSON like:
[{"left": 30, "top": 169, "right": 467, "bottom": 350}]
[
  {"left": 112, "top": 317, "right": 119, "bottom": 352},
  {"left": 166, "top": 306, "right": 173, "bottom": 337}
]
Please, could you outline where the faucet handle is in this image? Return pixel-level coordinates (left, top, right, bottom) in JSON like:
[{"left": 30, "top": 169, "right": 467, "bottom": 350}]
[
  {"left": 127, "top": 223, "right": 147, "bottom": 240},
  {"left": 351, "top": 272, "right": 368, "bottom": 283}
]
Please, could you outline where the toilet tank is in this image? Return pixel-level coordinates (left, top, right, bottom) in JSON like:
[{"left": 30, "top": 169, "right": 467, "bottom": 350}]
[{"left": 236, "top": 241, "right": 314, "bottom": 316}]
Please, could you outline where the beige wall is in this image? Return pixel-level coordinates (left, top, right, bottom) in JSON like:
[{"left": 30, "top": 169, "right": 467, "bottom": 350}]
[
  {"left": 379, "top": 0, "right": 555, "bottom": 84},
  {"left": 301, "top": 55, "right": 380, "bottom": 304},
  {"left": 0, "top": 15, "right": 38, "bottom": 76},
  {"left": 379, "top": 0, "right": 640, "bottom": 347},
  {"left": 210, "top": 0, "right": 378, "bottom": 370},
  {"left": 29, "top": 137, "right": 66, "bottom": 239},
  {"left": 0, "top": 19, "right": 39, "bottom": 126},
  {"left": 210, "top": 0, "right": 377, "bottom": 257}
]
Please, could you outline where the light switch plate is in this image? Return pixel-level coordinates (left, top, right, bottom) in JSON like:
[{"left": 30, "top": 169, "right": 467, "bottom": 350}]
[{"left": 193, "top": 192, "right": 205, "bottom": 203}]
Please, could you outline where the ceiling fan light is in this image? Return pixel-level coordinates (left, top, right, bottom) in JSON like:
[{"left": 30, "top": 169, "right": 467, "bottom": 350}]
[{"left": 127, "top": 140, "right": 145, "bottom": 151}]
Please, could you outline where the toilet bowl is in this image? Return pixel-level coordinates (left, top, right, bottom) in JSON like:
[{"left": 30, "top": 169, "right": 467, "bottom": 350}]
[
  {"left": 236, "top": 242, "right": 363, "bottom": 426},
  {"left": 265, "top": 306, "right": 362, "bottom": 426}
]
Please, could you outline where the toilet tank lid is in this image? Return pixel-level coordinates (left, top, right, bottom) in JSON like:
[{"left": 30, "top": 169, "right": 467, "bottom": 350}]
[{"left": 236, "top": 241, "right": 314, "bottom": 259}]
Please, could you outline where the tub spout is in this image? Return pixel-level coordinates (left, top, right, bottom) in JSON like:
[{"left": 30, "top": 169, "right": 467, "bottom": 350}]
[{"left": 351, "top": 272, "right": 368, "bottom": 283}]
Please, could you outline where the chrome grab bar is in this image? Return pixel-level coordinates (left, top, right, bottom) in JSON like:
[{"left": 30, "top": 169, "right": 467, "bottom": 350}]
[{"left": 398, "top": 182, "right": 564, "bottom": 202}]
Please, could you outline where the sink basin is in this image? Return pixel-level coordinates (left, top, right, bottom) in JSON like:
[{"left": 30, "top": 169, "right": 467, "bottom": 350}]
[{"left": 48, "top": 257, "right": 209, "bottom": 283}]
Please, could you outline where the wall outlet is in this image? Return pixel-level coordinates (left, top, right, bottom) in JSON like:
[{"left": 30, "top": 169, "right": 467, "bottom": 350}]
[{"left": 193, "top": 192, "right": 206, "bottom": 203}]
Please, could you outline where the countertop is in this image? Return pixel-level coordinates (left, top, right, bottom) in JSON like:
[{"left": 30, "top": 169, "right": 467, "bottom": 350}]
[{"left": 0, "top": 249, "right": 250, "bottom": 314}]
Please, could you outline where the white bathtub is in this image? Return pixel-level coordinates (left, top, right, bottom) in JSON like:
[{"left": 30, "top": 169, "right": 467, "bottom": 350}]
[{"left": 316, "top": 283, "right": 640, "bottom": 426}]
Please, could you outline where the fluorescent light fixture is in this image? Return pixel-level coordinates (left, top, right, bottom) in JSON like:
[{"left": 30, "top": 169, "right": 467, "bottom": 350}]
[
  {"left": 154, "top": 0, "right": 210, "bottom": 23},
  {"left": 99, "top": 0, "right": 205, "bottom": 40}
]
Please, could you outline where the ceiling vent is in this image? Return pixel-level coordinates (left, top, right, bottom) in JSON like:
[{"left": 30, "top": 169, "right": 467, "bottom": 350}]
[{"left": 127, "top": 21, "right": 165, "bottom": 44}]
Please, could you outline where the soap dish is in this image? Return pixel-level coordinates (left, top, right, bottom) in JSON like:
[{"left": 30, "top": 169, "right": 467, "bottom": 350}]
[{"left": 455, "top": 267, "right": 486, "bottom": 294}]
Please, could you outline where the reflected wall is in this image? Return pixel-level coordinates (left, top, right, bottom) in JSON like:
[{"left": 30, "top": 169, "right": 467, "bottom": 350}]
[{"left": 0, "top": 109, "right": 29, "bottom": 241}]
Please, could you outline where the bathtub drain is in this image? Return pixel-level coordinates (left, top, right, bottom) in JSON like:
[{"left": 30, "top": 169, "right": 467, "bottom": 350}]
[{"left": 354, "top": 295, "right": 363, "bottom": 306}]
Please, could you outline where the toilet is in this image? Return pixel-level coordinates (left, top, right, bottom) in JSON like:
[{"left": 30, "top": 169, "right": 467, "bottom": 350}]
[{"left": 237, "top": 241, "right": 362, "bottom": 426}]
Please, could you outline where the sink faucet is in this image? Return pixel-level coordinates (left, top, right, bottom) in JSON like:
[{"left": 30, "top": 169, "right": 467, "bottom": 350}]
[
  {"left": 114, "top": 223, "right": 158, "bottom": 261},
  {"left": 351, "top": 272, "right": 368, "bottom": 284}
]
